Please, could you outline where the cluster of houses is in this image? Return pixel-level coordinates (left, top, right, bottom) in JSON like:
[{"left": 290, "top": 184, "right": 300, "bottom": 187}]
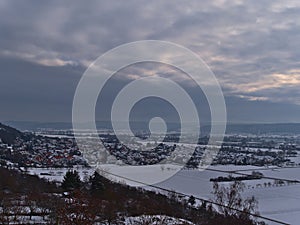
[
  {"left": 105, "top": 142, "right": 175, "bottom": 165},
  {"left": 0, "top": 135, "right": 86, "bottom": 167},
  {"left": 0, "top": 131, "right": 299, "bottom": 169},
  {"left": 212, "top": 148, "right": 288, "bottom": 166}
]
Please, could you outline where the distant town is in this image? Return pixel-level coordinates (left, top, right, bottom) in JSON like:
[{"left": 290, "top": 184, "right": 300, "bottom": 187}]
[{"left": 1, "top": 123, "right": 299, "bottom": 169}]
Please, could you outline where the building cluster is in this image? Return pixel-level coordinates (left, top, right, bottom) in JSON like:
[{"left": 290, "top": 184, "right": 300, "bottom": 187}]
[
  {"left": 0, "top": 131, "right": 299, "bottom": 169},
  {"left": 0, "top": 135, "right": 86, "bottom": 167}
]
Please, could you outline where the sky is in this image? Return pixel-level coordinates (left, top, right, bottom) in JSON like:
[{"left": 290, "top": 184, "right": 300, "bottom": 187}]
[{"left": 1, "top": 0, "right": 300, "bottom": 123}]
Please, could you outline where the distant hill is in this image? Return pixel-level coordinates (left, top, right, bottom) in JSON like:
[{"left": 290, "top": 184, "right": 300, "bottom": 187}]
[
  {"left": 198, "top": 123, "right": 300, "bottom": 135},
  {"left": 0, "top": 122, "right": 24, "bottom": 145},
  {"left": 4, "top": 121, "right": 181, "bottom": 132},
  {"left": 4, "top": 121, "right": 73, "bottom": 131},
  {"left": 225, "top": 123, "right": 300, "bottom": 134},
  {"left": 205, "top": 123, "right": 300, "bottom": 135},
  {"left": 4, "top": 121, "right": 300, "bottom": 135}
]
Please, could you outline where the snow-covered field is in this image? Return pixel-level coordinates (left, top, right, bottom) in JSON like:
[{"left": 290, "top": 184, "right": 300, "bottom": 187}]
[
  {"left": 27, "top": 163, "right": 300, "bottom": 225},
  {"left": 27, "top": 166, "right": 95, "bottom": 182},
  {"left": 158, "top": 165, "right": 300, "bottom": 225}
]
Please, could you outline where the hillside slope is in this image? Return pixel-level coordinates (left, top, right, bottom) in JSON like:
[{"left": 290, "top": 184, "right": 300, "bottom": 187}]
[{"left": 0, "top": 122, "right": 24, "bottom": 145}]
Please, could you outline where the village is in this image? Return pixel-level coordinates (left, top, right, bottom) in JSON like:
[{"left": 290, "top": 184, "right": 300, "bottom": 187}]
[{"left": 0, "top": 128, "right": 299, "bottom": 169}]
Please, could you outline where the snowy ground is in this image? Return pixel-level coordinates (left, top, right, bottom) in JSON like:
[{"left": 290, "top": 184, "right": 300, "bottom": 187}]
[
  {"left": 125, "top": 215, "right": 195, "bottom": 225},
  {"left": 27, "top": 166, "right": 95, "bottom": 183},
  {"left": 27, "top": 163, "right": 300, "bottom": 225},
  {"left": 158, "top": 165, "right": 300, "bottom": 225}
]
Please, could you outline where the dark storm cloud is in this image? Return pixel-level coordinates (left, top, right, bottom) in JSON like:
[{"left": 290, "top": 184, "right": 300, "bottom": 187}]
[
  {"left": 0, "top": 0, "right": 300, "bottom": 122},
  {"left": 0, "top": 56, "right": 84, "bottom": 121}
]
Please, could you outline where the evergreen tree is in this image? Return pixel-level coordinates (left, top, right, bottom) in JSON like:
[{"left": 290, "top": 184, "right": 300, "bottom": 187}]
[
  {"left": 61, "top": 170, "right": 82, "bottom": 191},
  {"left": 89, "top": 171, "right": 104, "bottom": 195}
]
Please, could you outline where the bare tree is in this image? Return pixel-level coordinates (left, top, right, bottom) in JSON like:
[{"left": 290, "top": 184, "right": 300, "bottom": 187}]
[{"left": 211, "top": 181, "right": 259, "bottom": 223}]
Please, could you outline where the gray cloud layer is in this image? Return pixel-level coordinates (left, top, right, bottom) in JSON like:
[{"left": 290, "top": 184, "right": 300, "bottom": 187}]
[{"left": 0, "top": 0, "right": 300, "bottom": 122}]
